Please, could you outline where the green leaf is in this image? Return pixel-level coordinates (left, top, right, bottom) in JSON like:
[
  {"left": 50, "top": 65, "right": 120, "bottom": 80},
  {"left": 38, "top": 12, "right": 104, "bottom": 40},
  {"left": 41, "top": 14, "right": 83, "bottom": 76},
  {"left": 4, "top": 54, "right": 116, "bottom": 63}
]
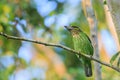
[
  {"left": 110, "top": 51, "right": 120, "bottom": 64},
  {"left": 103, "top": 0, "right": 107, "bottom": 5},
  {"left": 117, "top": 57, "right": 120, "bottom": 67}
]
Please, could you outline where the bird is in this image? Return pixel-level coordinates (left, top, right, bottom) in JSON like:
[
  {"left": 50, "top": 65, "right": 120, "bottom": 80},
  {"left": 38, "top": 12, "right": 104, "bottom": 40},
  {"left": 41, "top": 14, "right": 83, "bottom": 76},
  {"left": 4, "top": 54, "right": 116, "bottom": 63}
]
[{"left": 64, "top": 25, "right": 94, "bottom": 77}]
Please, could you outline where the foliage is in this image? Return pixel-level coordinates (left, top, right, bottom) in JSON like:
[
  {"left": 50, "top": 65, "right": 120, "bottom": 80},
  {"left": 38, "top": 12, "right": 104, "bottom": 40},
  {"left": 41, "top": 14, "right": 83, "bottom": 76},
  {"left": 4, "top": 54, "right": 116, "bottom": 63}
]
[{"left": 110, "top": 51, "right": 120, "bottom": 67}]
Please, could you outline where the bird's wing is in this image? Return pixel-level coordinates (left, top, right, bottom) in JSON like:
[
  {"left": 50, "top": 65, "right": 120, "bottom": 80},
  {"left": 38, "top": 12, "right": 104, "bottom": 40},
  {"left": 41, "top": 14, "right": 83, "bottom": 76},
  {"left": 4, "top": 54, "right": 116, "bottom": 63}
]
[{"left": 83, "top": 32, "right": 92, "bottom": 43}]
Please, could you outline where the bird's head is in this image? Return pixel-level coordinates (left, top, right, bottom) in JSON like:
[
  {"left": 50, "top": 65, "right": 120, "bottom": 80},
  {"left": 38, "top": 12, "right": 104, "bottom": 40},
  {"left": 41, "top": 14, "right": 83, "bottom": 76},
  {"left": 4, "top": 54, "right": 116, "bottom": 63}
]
[{"left": 64, "top": 26, "right": 82, "bottom": 36}]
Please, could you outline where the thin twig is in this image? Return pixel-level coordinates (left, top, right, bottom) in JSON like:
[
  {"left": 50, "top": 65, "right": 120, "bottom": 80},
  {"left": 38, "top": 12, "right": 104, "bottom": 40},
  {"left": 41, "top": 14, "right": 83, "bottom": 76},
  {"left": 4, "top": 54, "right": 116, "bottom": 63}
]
[{"left": 0, "top": 32, "right": 120, "bottom": 72}]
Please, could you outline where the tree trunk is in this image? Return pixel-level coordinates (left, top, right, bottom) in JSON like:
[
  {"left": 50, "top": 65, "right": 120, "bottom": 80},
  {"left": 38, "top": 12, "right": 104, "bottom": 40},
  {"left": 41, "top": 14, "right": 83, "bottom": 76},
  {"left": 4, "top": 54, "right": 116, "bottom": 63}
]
[{"left": 106, "top": 0, "right": 120, "bottom": 44}]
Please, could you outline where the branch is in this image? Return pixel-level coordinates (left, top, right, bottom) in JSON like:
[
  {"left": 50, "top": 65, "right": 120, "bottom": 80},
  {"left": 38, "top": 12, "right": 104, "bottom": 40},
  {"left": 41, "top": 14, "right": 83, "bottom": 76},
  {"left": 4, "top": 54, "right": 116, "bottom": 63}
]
[{"left": 0, "top": 32, "right": 120, "bottom": 72}]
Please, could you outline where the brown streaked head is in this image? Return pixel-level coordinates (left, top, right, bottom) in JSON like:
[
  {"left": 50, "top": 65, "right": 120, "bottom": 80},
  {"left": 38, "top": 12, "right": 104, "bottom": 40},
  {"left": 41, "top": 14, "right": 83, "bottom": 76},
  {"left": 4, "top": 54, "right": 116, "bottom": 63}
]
[
  {"left": 64, "top": 26, "right": 81, "bottom": 32},
  {"left": 64, "top": 26, "right": 82, "bottom": 36}
]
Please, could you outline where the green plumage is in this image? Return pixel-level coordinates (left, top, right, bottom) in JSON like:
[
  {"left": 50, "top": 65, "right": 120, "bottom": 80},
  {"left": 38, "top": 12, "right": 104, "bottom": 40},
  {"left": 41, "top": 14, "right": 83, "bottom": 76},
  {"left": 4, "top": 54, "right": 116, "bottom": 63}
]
[{"left": 65, "top": 26, "right": 94, "bottom": 77}]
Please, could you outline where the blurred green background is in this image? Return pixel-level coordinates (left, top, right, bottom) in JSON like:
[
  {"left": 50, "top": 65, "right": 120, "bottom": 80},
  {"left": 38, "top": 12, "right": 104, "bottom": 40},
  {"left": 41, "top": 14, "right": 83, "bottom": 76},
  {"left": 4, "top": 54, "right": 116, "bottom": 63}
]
[{"left": 0, "top": 0, "right": 120, "bottom": 80}]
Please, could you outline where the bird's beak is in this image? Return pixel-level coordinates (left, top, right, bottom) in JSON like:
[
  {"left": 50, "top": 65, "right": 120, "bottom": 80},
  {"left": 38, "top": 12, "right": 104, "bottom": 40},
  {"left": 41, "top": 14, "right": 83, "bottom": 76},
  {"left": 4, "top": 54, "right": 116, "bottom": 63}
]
[{"left": 64, "top": 26, "right": 73, "bottom": 31}]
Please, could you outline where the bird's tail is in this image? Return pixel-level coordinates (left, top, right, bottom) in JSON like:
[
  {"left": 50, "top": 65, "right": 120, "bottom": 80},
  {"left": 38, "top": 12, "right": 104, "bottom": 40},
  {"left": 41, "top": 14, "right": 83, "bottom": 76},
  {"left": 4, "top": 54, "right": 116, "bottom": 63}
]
[{"left": 84, "top": 61, "right": 92, "bottom": 77}]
